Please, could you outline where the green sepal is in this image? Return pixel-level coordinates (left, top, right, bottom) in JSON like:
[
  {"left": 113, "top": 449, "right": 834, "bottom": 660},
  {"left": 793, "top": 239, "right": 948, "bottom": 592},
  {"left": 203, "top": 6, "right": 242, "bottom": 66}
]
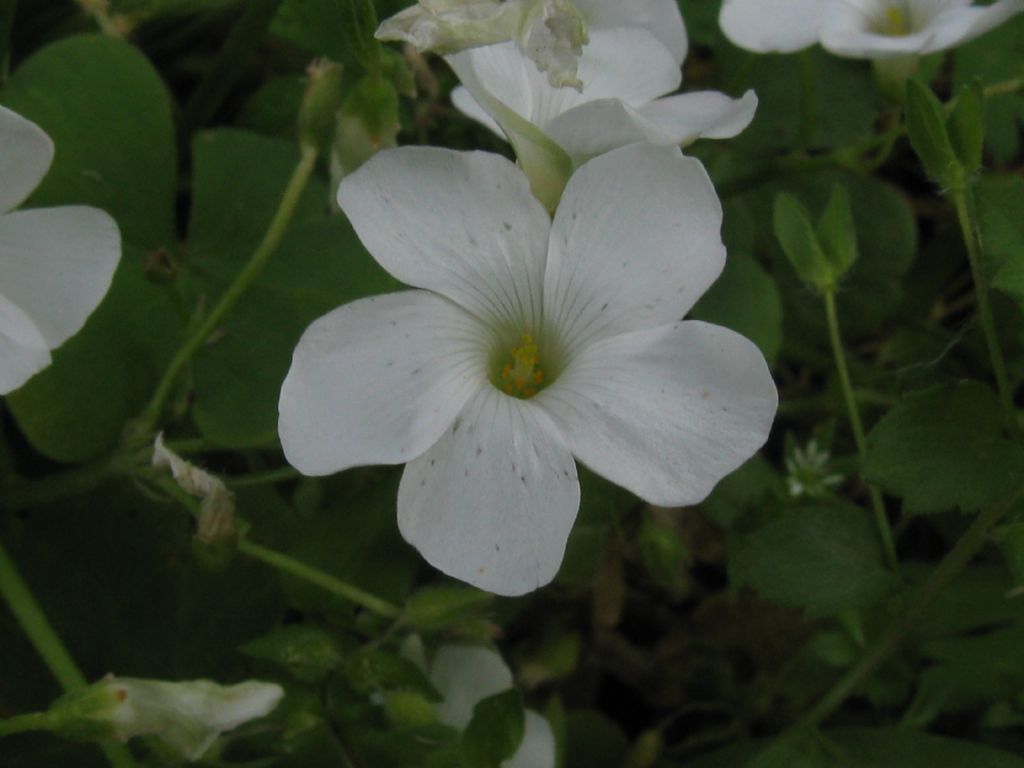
[
  {"left": 773, "top": 193, "right": 833, "bottom": 293},
  {"left": 298, "top": 59, "right": 345, "bottom": 151},
  {"left": 947, "top": 79, "right": 986, "bottom": 175},
  {"left": 816, "top": 184, "right": 859, "bottom": 280},
  {"left": 404, "top": 585, "right": 494, "bottom": 631},
  {"left": 905, "top": 78, "right": 963, "bottom": 190}
]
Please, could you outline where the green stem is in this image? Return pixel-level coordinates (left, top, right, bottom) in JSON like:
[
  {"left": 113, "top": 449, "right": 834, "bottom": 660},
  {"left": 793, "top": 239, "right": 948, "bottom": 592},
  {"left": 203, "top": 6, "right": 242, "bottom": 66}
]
[
  {"left": 0, "top": 539, "right": 136, "bottom": 768},
  {"left": 179, "top": 0, "right": 284, "bottom": 142},
  {"left": 952, "top": 187, "right": 1019, "bottom": 438},
  {"left": 824, "top": 291, "right": 899, "bottom": 571},
  {"left": 238, "top": 539, "right": 402, "bottom": 620},
  {"left": 140, "top": 145, "right": 319, "bottom": 430},
  {"left": 800, "top": 482, "right": 1024, "bottom": 727},
  {"left": 1, "top": 460, "right": 119, "bottom": 512},
  {"left": 227, "top": 466, "right": 300, "bottom": 488},
  {"left": 76, "top": 0, "right": 126, "bottom": 37},
  {"left": 0, "top": 712, "right": 54, "bottom": 738}
]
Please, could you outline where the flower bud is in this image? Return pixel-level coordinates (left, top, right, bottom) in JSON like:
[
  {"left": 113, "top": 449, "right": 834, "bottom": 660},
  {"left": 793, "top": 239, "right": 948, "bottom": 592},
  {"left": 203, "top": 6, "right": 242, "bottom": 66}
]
[
  {"left": 48, "top": 676, "right": 283, "bottom": 761},
  {"left": 332, "top": 76, "right": 401, "bottom": 178},
  {"left": 298, "top": 59, "right": 345, "bottom": 152}
]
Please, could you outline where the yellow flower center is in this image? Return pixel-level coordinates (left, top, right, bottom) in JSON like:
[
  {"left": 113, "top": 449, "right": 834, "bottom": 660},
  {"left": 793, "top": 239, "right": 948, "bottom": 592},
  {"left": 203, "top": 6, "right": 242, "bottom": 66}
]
[
  {"left": 499, "top": 334, "right": 545, "bottom": 399},
  {"left": 881, "top": 5, "right": 911, "bottom": 36}
]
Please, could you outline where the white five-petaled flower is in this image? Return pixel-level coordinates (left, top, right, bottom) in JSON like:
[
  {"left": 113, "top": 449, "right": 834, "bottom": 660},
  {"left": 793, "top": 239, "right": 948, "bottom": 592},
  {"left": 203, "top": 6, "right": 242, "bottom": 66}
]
[
  {"left": 424, "top": 645, "right": 555, "bottom": 768},
  {"left": 443, "top": 0, "right": 757, "bottom": 207},
  {"left": 278, "top": 143, "right": 777, "bottom": 596},
  {"left": 0, "top": 105, "right": 120, "bottom": 395},
  {"left": 720, "top": 0, "right": 1024, "bottom": 58}
]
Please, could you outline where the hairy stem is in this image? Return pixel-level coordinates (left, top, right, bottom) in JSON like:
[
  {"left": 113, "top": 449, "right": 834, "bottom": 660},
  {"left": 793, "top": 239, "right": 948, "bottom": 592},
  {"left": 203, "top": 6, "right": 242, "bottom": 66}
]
[
  {"left": 0, "top": 539, "right": 136, "bottom": 767},
  {"left": 800, "top": 482, "right": 1024, "bottom": 727},
  {"left": 238, "top": 539, "right": 402, "bottom": 620},
  {"left": 140, "top": 144, "right": 319, "bottom": 430},
  {"left": 952, "top": 187, "right": 1019, "bottom": 437},
  {"left": 824, "top": 291, "right": 899, "bottom": 571}
]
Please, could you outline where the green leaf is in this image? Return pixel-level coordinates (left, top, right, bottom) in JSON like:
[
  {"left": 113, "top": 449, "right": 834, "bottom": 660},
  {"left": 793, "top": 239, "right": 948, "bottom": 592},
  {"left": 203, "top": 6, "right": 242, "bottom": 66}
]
[
  {"left": 691, "top": 254, "right": 783, "bottom": 364},
  {"left": 747, "top": 728, "right": 850, "bottom": 768},
  {"left": 905, "top": 78, "right": 962, "bottom": 190},
  {"left": 404, "top": 585, "right": 493, "bottom": 632},
  {"left": 461, "top": 690, "right": 525, "bottom": 768},
  {"left": 186, "top": 130, "right": 398, "bottom": 446},
  {"left": 273, "top": 0, "right": 355, "bottom": 61},
  {"left": 864, "top": 382, "right": 1024, "bottom": 514},
  {"left": 636, "top": 515, "right": 689, "bottom": 595},
  {"left": 954, "top": 15, "right": 1024, "bottom": 163},
  {"left": 729, "top": 504, "right": 897, "bottom": 616},
  {"left": 947, "top": 81, "right": 985, "bottom": 174},
  {"left": 564, "top": 710, "right": 629, "bottom": 768},
  {"left": 773, "top": 193, "right": 833, "bottom": 292},
  {"left": 975, "top": 175, "right": 1024, "bottom": 306},
  {"left": 240, "top": 625, "right": 343, "bottom": 683},
  {"left": 344, "top": 649, "right": 441, "bottom": 699},
  {"left": 0, "top": 36, "right": 181, "bottom": 460},
  {"left": 816, "top": 185, "right": 858, "bottom": 280},
  {"left": 0, "top": 35, "right": 176, "bottom": 249}
]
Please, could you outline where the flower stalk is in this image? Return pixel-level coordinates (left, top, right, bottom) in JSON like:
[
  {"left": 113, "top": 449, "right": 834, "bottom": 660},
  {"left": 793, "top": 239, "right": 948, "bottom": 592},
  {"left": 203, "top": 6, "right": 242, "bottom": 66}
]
[
  {"left": 824, "top": 290, "right": 899, "bottom": 571},
  {"left": 139, "top": 143, "right": 319, "bottom": 431},
  {"left": 0, "top": 539, "right": 137, "bottom": 768},
  {"left": 952, "top": 186, "right": 1019, "bottom": 438}
]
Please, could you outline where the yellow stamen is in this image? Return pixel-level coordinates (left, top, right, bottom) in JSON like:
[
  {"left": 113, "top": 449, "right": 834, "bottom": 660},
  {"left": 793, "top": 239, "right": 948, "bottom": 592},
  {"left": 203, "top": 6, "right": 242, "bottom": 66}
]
[
  {"left": 882, "top": 5, "right": 910, "bottom": 36},
  {"left": 499, "top": 334, "right": 545, "bottom": 399}
]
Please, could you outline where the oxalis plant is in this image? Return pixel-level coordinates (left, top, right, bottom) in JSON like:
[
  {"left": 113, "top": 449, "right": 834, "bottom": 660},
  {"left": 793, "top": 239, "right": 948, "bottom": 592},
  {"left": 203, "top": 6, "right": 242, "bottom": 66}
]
[{"left": 1, "top": 0, "right": 1023, "bottom": 765}]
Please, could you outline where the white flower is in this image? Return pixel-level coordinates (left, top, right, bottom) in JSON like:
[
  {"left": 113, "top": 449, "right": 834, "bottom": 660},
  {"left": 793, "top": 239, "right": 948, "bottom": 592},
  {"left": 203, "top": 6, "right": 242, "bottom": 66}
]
[
  {"left": 278, "top": 143, "right": 777, "bottom": 596},
  {"left": 378, "top": 0, "right": 590, "bottom": 89},
  {"left": 720, "top": 0, "right": 1024, "bottom": 58},
  {"left": 0, "top": 105, "right": 120, "bottom": 395},
  {"left": 52, "top": 676, "right": 283, "bottom": 762},
  {"left": 444, "top": 0, "right": 756, "bottom": 206},
  {"left": 426, "top": 644, "right": 555, "bottom": 768}
]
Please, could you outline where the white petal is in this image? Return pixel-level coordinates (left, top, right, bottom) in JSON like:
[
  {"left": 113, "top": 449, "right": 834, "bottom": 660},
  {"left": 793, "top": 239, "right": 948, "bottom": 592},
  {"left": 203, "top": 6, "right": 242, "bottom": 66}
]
[
  {"left": 543, "top": 144, "right": 725, "bottom": 351},
  {"left": 451, "top": 85, "right": 506, "bottom": 137},
  {"left": 916, "top": 0, "right": 1024, "bottom": 53},
  {"left": 448, "top": 27, "right": 680, "bottom": 131},
  {"left": 578, "top": 0, "right": 688, "bottom": 64},
  {"left": 0, "top": 291, "right": 51, "bottom": 395},
  {"left": 338, "top": 148, "right": 550, "bottom": 329},
  {"left": 505, "top": 711, "right": 556, "bottom": 768},
  {"left": 0, "top": 207, "right": 120, "bottom": 349},
  {"left": 719, "top": 0, "right": 825, "bottom": 52},
  {"left": 279, "top": 291, "right": 487, "bottom": 476},
  {"left": 537, "top": 321, "right": 777, "bottom": 507},
  {"left": 0, "top": 105, "right": 53, "bottom": 214},
  {"left": 430, "top": 646, "right": 512, "bottom": 729},
  {"left": 638, "top": 89, "right": 759, "bottom": 142},
  {"left": 545, "top": 90, "right": 757, "bottom": 165},
  {"left": 398, "top": 387, "right": 580, "bottom": 597}
]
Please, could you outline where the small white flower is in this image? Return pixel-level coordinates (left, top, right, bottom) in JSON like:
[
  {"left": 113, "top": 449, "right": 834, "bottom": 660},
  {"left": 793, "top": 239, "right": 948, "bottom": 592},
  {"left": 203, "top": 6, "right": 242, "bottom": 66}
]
[
  {"left": 720, "top": 0, "right": 1024, "bottom": 58},
  {"left": 444, "top": 0, "right": 756, "bottom": 205},
  {"left": 278, "top": 143, "right": 777, "bottom": 596},
  {"left": 0, "top": 105, "right": 120, "bottom": 395},
  {"left": 784, "top": 438, "right": 843, "bottom": 499},
  {"left": 426, "top": 644, "right": 555, "bottom": 768}
]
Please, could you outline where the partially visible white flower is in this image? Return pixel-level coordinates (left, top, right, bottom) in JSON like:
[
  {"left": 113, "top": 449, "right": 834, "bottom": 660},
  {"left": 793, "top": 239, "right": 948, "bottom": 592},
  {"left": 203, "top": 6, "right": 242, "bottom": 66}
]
[
  {"left": 50, "top": 676, "right": 283, "bottom": 762},
  {"left": 278, "top": 143, "right": 777, "bottom": 595},
  {"left": 427, "top": 645, "right": 555, "bottom": 768},
  {"left": 0, "top": 105, "right": 120, "bottom": 395},
  {"left": 720, "top": 0, "right": 1024, "bottom": 58},
  {"left": 441, "top": 0, "right": 756, "bottom": 206},
  {"left": 378, "top": 0, "right": 590, "bottom": 89}
]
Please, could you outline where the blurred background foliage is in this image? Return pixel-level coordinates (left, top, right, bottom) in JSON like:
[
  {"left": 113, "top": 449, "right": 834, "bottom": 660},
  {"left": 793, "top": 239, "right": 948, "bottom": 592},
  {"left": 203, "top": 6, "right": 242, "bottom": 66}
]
[{"left": 1, "top": 0, "right": 1024, "bottom": 766}]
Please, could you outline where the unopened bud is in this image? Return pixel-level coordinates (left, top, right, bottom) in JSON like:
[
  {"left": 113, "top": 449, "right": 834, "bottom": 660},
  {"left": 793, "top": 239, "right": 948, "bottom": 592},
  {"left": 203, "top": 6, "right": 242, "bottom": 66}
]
[
  {"left": 332, "top": 76, "right": 401, "bottom": 177},
  {"left": 298, "top": 59, "right": 345, "bottom": 152}
]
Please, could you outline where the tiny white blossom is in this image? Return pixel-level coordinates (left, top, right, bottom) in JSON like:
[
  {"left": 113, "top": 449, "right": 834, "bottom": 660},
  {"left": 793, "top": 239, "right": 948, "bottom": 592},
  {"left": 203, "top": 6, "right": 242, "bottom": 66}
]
[
  {"left": 441, "top": 0, "right": 756, "bottom": 206},
  {"left": 278, "top": 143, "right": 777, "bottom": 596},
  {"left": 0, "top": 105, "right": 120, "bottom": 395},
  {"left": 720, "top": 0, "right": 1024, "bottom": 58},
  {"left": 784, "top": 438, "right": 843, "bottom": 499}
]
